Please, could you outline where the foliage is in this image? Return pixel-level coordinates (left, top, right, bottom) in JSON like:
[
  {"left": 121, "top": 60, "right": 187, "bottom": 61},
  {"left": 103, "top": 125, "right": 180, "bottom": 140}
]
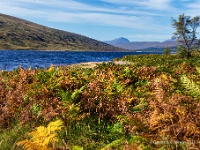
[
  {"left": 0, "top": 124, "right": 29, "bottom": 150},
  {"left": 164, "top": 46, "right": 170, "bottom": 55},
  {"left": 72, "top": 146, "right": 84, "bottom": 150},
  {"left": 172, "top": 14, "right": 200, "bottom": 57},
  {"left": 101, "top": 138, "right": 125, "bottom": 150},
  {"left": 177, "top": 45, "right": 188, "bottom": 58},
  {"left": 1, "top": 54, "right": 200, "bottom": 149},
  {"left": 181, "top": 75, "right": 200, "bottom": 98},
  {"left": 16, "top": 120, "right": 63, "bottom": 150},
  {"left": 129, "top": 136, "right": 151, "bottom": 150}
]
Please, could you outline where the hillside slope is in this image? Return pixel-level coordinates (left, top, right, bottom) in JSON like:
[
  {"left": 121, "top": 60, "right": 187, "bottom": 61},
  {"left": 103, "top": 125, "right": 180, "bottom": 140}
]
[{"left": 0, "top": 14, "right": 124, "bottom": 51}]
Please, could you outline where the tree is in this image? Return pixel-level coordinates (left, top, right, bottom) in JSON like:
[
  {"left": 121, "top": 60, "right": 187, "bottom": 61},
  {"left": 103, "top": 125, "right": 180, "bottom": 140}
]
[
  {"left": 172, "top": 14, "right": 200, "bottom": 57},
  {"left": 164, "top": 46, "right": 170, "bottom": 55}
]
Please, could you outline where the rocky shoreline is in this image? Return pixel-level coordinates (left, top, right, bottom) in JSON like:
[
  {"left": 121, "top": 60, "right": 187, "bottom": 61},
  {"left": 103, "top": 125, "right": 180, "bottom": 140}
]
[{"left": 67, "top": 61, "right": 132, "bottom": 68}]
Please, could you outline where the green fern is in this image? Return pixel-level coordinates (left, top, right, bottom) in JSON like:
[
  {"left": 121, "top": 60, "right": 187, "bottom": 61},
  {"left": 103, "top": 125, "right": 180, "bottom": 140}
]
[
  {"left": 101, "top": 138, "right": 125, "bottom": 150},
  {"left": 181, "top": 75, "right": 200, "bottom": 98},
  {"left": 71, "top": 86, "right": 85, "bottom": 101},
  {"left": 72, "top": 146, "right": 84, "bottom": 150},
  {"left": 196, "top": 67, "right": 200, "bottom": 74},
  {"left": 129, "top": 135, "right": 151, "bottom": 150},
  {"left": 133, "top": 98, "right": 148, "bottom": 112}
]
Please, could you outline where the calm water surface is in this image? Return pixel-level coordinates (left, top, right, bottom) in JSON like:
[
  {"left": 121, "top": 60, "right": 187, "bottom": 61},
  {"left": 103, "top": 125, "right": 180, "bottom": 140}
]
[{"left": 0, "top": 50, "right": 163, "bottom": 71}]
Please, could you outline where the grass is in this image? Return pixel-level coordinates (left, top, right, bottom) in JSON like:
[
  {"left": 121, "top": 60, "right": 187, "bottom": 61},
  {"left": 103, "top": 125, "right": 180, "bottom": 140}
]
[{"left": 0, "top": 124, "right": 30, "bottom": 150}]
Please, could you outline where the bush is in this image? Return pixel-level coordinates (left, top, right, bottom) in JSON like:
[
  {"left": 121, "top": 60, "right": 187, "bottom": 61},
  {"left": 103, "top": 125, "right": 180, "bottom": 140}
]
[
  {"left": 177, "top": 45, "right": 191, "bottom": 58},
  {"left": 164, "top": 46, "right": 170, "bottom": 55}
]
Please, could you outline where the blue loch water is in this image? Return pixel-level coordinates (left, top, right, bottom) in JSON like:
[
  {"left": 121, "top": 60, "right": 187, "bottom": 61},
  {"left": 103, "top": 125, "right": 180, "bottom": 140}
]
[{"left": 0, "top": 50, "right": 163, "bottom": 71}]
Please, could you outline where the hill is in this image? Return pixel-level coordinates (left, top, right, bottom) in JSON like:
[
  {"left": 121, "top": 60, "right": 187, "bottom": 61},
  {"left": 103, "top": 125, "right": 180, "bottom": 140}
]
[
  {"left": 0, "top": 13, "right": 124, "bottom": 51},
  {"left": 106, "top": 37, "right": 177, "bottom": 51},
  {"left": 104, "top": 37, "right": 130, "bottom": 45}
]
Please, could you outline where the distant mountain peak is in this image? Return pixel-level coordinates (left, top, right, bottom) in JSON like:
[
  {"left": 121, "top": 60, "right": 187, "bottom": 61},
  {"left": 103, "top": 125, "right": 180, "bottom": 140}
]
[
  {"left": 105, "top": 37, "right": 130, "bottom": 45},
  {"left": 115, "top": 37, "right": 130, "bottom": 42},
  {"left": 105, "top": 36, "right": 177, "bottom": 51}
]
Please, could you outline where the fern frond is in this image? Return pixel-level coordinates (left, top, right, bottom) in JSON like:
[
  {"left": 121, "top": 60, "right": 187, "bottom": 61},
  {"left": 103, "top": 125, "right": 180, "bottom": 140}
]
[
  {"left": 72, "top": 146, "right": 84, "bottom": 150},
  {"left": 17, "top": 120, "right": 63, "bottom": 150},
  {"left": 47, "top": 119, "right": 63, "bottom": 132},
  {"left": 152, "top": 78, "right": 165, "bottom": 102},
  {"left": 101, "top": 138, "right": 125, "bottom": 150},
  {"left": 71, "top": 86, "right": 85, "bottom": 100},
  {"left": 17, "top": 139, "right": 48, "bottom": 150},
  {"left": 181, "top": 75, "right": 200, "bottom": 98},
  {"left": 48, "top": 64, "right": 55, "bottom": 72},
  {"left": 129, "top": 136, "right": 151, "bottom": 150},
  {"left": 196, "top": 67, "right": 200, "bottom": 74},
  {"left": 43, "top": 134, "right": 58, "bottom": 146}
]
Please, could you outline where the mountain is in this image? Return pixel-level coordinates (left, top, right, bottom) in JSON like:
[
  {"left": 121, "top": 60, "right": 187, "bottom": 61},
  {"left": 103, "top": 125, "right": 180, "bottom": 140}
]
[
  {"left": 104, "top": 37, "right": 130, "bottom": 45},
  {"left": 106, "top": 37, "right": 177, "bottom": 51},
  {"left": 0, "top": 14, "right": 124, "bottom": 51}
]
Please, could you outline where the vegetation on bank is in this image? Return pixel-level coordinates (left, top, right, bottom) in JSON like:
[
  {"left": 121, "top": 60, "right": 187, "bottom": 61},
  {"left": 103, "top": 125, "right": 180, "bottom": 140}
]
[{"left": 0, "top": 52, "right": 200, "bottom": 149}]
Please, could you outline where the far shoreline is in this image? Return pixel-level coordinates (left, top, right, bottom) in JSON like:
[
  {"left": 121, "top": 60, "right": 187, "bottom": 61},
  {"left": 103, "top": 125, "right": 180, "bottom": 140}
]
[{"left": 0, "top": 49, "right": 131, "bottom": 52}]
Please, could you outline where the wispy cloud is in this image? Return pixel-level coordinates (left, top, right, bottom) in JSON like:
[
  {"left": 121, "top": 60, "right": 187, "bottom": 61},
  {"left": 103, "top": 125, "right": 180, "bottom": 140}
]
[
  {"left": 187, "top": 1, "right": 200, "bottom": 10},
  {"left": 0, "top": 0, "right": 169, "bottom": 29},
  {"left": 47, "top": 11, "right": 162, "bottom": 30},
  {"left": 0, "top": 0, "right": 172, "bottom": 17},
  {"left": 180, "top": 1, "right": 200, "bottom": 17},
  {"left": 0, "top": 3, "right": 48, "bottom": 18},
  {"left": 101, "top": 0, "right": 174, "bottom": 11}
]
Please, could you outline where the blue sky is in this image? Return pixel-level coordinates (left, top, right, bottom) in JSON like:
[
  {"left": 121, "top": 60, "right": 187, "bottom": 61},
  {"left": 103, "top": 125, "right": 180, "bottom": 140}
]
[{"left": 0, "top": 0, "right": 199, "bottom": 42}]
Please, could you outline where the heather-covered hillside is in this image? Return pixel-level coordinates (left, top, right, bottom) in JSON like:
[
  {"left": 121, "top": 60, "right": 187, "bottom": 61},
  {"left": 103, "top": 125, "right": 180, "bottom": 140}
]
[{"left": 0, "top": 14, "right": 124, "bottom": 51}]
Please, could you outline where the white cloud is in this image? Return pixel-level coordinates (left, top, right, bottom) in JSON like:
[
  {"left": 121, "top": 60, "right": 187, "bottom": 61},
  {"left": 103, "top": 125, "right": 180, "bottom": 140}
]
[
  {"left": 0, "top": 4, "right": 48, "bottom": 18},
  {"left": 0, "top": 0, "right": 170, "bottom": 17},
  {"left": 0, "top": 0, "right": 169, "bottom": 29},
  {"left": 187, "top": 1, "right": 200, "bottom": 9},
  {"left": 182, "top": 1, "right": 200, "bottom": 17},
  {"left": 47, "top": 11, "right": 160, "bottom": 29}
]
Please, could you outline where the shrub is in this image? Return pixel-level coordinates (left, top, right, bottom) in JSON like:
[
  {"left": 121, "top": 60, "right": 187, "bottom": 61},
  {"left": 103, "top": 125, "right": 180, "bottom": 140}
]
[{"left": 164, "top": 46, "right": 170, "bottom": 55}]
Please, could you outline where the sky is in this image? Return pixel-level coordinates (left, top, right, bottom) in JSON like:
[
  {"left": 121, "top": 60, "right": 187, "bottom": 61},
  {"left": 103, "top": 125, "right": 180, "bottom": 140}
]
[{"left": 0, "top": 0, "right": 200, "bottom": 42}]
